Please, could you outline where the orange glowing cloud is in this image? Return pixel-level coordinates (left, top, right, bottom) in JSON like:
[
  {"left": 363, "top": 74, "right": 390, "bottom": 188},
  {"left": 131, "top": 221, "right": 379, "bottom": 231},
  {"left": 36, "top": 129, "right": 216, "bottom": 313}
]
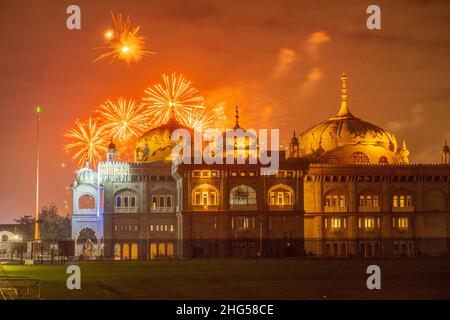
[
  {"left": 298, "top": 67, "right": 323, "bottom": 100},
  {"left": 272, "top": 48, "right": 297, "bottom": 79},
  {"left": 306, "top": 31, "right": 330, "bottom": 59}
]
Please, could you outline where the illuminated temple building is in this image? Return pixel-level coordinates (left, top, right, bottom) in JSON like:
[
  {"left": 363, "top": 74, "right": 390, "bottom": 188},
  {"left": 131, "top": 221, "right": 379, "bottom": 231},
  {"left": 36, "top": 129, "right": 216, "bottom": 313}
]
[{"left": 70, "top": 74, "right": 450, "bottom": 259}]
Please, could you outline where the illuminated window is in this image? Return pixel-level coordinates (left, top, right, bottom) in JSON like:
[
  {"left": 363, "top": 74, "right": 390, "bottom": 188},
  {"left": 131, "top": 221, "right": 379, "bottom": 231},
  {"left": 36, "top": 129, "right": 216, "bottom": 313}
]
[
  {"left": 210, "top": 192, "right": 216, "bottom": 205},
  {"left": 230, "top": 185, "right": 257, "bottom": 207},
  {"left": 167, "top": 243, "right": 174, "bottom": 257},
  {"left": 331, "top": 218, "right": 341, "bottom": 229},
  {"left": 158, "top": 243, "right": 165, "bottom": 256},
  {"left": 131, "top": 243, "right": 138, "bottom": 260},
  {"left": 192, "top": 184, "right": 219, "bottom": 207},
  {"left": 152, "top": 196, "right": 157, "bottom": 208},
  {"left": 364, "top": 218, "right": 375, "bottom": 229},
  {"left": 122, "top": 244, "right": 130, "bottom": 260},
  {"left": 237, "top": 217, "right": 251, "bottom": 230},
  {"left": 393, "top": 194, "right": 413, "bottom": 207},
  {"left": 397, "top": 217, "right": 409, "bottom": 229},
  {"left": 325, "top": 194, "right": 346, "bottom": 207},
  {"left": 170, "top": 225, "right": 174, "bottom": 232},
  {"left": 359, "top": 194, "right": 379, "bottom": 207},
  {"left": 116, "top": 196, "right": 122, "bottom": 207}
]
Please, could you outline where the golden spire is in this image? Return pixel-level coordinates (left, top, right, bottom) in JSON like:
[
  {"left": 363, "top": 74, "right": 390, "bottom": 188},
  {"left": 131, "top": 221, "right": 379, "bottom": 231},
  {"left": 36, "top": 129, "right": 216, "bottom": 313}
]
[
  {"left": 234, "top": 104, "right": 240, "bottom": 128},
  {"left": 335, "top": 72, "right": 355, "bottom": 118}
]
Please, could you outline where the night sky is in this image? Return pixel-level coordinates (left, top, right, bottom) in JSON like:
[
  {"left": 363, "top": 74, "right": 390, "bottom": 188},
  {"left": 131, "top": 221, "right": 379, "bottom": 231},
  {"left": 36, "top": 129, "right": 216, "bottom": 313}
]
[{"left": 0, "top": 0, "right": 449, "bottom": 222}]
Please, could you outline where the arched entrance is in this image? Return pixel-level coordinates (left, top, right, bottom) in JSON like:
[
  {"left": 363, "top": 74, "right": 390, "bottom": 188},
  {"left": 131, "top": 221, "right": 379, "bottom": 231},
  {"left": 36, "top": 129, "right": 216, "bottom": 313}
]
[{"left": 76, "top": 227, "right": 99, "bottom": 259}]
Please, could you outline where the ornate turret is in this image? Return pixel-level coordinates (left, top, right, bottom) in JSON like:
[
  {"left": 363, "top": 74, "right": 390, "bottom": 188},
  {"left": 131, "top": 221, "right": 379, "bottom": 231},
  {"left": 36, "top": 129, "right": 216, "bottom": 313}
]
[
  {"left": 289, "top": 131, "right": 300, "bottom": 158},
  {"left": 441, "top": 140, "right": 450, "bottom": 164},
  {"left": 399, "top": 140, "right": 410, "bottom": 164},
  {"left": 233, "top": 104, "right": 241, "bottom": 129},
  {"left": 107, "top": 138, "right": 117, "bottom": 162}
]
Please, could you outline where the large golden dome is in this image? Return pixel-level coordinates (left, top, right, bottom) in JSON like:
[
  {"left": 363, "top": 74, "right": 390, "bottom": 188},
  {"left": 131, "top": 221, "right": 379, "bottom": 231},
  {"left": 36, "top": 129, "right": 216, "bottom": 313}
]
[
  {"left": 135, "top": 116, "right": 192, "bottom": 163},
  {"left": 298, "top": 73, "right": 408, "bottom": 164}
]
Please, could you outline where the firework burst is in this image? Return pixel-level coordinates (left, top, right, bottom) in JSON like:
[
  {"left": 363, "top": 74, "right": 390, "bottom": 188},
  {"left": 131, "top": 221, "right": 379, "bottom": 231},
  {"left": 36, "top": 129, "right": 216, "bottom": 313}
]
[
  {"left": 64, "top": 117, "right": 108, "bottom": 168},
  {"left": 186, "top": 109, "right": 216, "bottom": 131},
  {"left": 94, "top": 13, "right": 155, "bottom": 64},
  {"left": 211, "top": 103, "right": 228, "bottom": 131},
  {"left": 142, "top": 73, "right": 205, "bottom": 126},
  {"left": 98, "top": 97, "right": 149, "bottom": 142}
]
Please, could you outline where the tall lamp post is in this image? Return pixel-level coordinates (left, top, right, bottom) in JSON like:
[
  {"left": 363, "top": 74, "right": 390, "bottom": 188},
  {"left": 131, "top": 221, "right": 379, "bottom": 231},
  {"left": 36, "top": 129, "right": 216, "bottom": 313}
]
[{"left": 35, "top": 105, "right": 41, "bottom": 241}]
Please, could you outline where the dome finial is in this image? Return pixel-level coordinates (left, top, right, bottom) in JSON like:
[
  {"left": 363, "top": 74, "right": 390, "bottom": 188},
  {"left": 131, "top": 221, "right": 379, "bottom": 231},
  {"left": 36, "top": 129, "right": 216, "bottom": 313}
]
[
  {"left": 335, "top": 72, "right": 355, "bottom": 118},
  {"left": 234, "top": 104, "right": 240, "bottom": 128}
]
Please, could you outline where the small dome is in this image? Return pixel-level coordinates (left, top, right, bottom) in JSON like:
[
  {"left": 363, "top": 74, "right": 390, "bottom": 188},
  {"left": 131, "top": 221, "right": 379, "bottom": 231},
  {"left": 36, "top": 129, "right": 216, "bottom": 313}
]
[
  {"left": 135, "top": 116, "right": 192, "bottom": 163},
  {"left": 290, "top": 131, "right": 299, "bottom": 145},
  {"left": 76, "top": 162, "right": 98, "bottom": 185},
  {"left": 442, "top": 141, "right": 450, "bottom": 153},
  {"left": 108, "top": 139, "right": 116, "bottom": 150}
]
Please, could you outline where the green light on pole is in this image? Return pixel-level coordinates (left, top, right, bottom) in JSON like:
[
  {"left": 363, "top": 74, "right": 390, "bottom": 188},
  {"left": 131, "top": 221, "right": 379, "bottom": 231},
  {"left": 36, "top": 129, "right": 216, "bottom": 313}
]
[{"left": 36, "top": 106, "right": 41, "bottom": 114}]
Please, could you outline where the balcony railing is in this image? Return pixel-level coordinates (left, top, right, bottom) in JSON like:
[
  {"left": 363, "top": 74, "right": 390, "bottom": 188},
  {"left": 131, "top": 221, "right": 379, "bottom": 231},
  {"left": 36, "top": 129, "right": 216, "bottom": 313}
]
[
  {"left": 268, "top": 204, "right": 294, "bottom": 211},
  {"left": 358, "top": 206, "right": 381, "bottom": 213},
  {"left": 114, "top": 206, "right": 138, "bottom": 213},
  {"left": 324, "top": 206, "right": 347, "bottom": 213},
  {"left": 230, "top": 204, "right": 258, "bottom": 211},
  {"left": 150, "top": 207, "right": 174, "bottom": 213},
  {"left": 392, "top": 206, "right": 415, "bottom": 212},
  {"left": 192, "top": 205, "right": 220, "bottom": 211}
]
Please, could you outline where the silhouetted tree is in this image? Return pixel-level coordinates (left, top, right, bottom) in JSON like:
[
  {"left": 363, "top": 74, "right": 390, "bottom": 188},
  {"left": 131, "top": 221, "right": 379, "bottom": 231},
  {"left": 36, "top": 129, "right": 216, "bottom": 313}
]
[{"left": 13, "top": 205, "right": 71, "bottom": 240}]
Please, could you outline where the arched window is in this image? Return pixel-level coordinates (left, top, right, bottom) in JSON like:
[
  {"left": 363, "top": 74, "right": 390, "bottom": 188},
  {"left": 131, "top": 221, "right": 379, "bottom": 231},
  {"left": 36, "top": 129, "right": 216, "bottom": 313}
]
[
  {"left": 324, "top": 190, "right": 346, "bottom": 212},
  {"left": 78, "top": 194, "right": 96, "bottom": 209},
  {"left": 122, "top": 244, "right": 130, "bottom": 260},
  {"left": 230, "top": 185, "right": 257, "bottom": 210},
  {"left": 150, "top": 189, "right": 174, "bottom": 212},
  {"left": 114, "top": 189, "right": 138, "bottom": 212},
  {"left": 158, "top": 243, "right": 166, "bottom": 256},
  {"left": 114, "top": 243, "right": 121, "bottom": 260},
  {"left": 131, "top": 243, "right": 138, "bottom": 260},
  {"left": 359, "top": 192, "right": 380, "bottom": 209},
  {"left": 350, "top": 151, "right": 370, "bottom": 164},
  {"left": 268, "top": 184, "right": 294, "bottom": 207},
  {"left": 1, "top": 235, "right": 8, "bottom": 242},
  {"left": 192, "top": 184, "right": 219, "bottom": 209},
  {"left": 393, "top": 193, "right": 413, "bottom": 208},
  {"left": 379, "top": 156, "right": 389, "bottom": 164}
]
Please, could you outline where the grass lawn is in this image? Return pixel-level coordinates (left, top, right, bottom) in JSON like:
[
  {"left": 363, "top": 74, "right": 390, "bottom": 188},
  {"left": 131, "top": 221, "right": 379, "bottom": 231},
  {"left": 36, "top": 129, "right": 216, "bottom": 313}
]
[{"left": 3, "top": 258, "right": 450, "bottom": 300}]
